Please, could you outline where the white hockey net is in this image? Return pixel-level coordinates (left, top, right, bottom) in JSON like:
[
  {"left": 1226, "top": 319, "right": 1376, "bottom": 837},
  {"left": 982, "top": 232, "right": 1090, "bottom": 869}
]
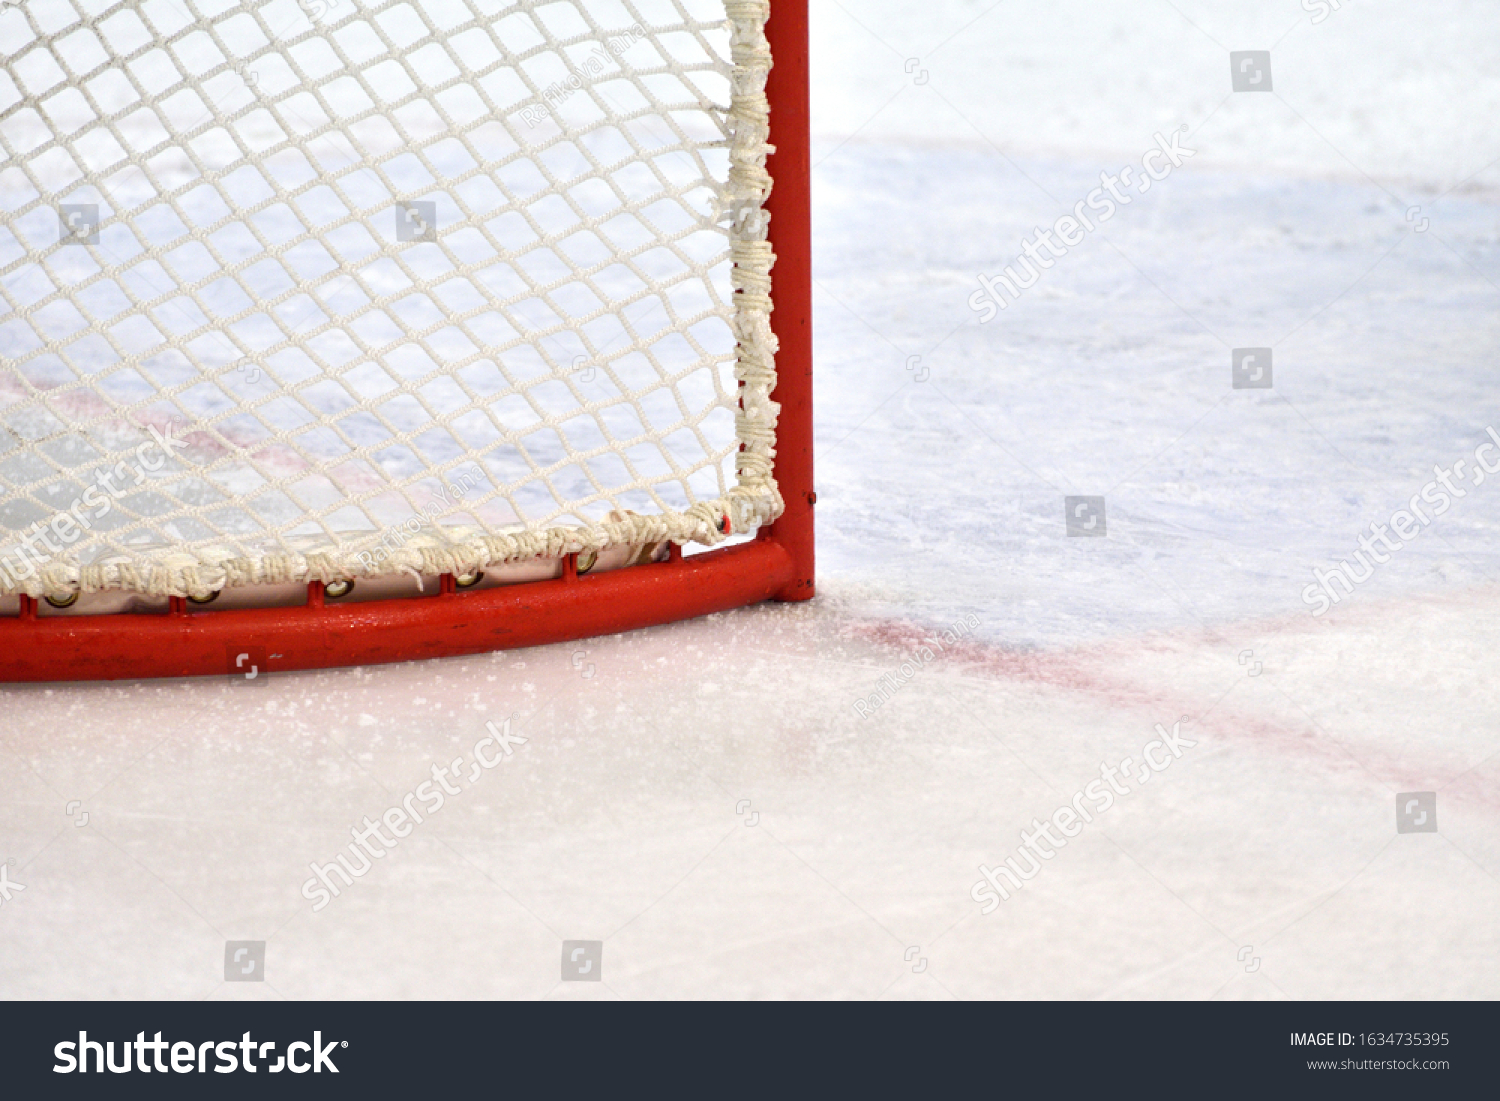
[{"left": 0, "top": 0, "right": 778, "bottom": 600}]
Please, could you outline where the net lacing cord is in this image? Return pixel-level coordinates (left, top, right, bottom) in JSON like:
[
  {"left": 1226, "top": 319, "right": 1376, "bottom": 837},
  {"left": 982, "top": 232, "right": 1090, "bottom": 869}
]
[{"left": 0, "top": 0, "right": 780, "bottom": 599}]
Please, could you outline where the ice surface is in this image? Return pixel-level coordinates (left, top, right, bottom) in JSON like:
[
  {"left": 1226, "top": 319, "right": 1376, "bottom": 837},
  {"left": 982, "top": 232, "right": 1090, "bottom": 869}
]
[{"left": 2, "top": 0, "right": 1499, "bottom": 999}]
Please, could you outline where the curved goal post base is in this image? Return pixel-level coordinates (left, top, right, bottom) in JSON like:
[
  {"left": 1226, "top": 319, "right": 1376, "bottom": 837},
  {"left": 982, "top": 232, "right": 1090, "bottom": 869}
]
[
  {"left": 0, "top": 0, "right": 812, "bottom": 684},
  {"left": 0, "top": 538, "right": 798, "bottom": 682}
]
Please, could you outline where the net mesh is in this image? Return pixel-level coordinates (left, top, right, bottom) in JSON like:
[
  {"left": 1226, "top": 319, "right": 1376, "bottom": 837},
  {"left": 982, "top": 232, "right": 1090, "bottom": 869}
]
[{"left": 0, "top": 0, "right": 778, "bottom": 599}]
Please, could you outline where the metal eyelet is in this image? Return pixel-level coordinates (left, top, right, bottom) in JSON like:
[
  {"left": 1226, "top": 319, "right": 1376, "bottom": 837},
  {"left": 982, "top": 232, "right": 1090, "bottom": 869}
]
[
  {"left": 44, "top": 591, "right": 79, "bottom": 608},
  {"left": 455, "top": 571, "right": 483, "bottom": 589},
  {"left": 576, "top": 550, "right": 598, "bottom": 575},
  {"left": 325, "top": 579, "right": 355, "bottom": 599},
  {"left": 187, "top": 590, "right": 220, "bottom": 605}
]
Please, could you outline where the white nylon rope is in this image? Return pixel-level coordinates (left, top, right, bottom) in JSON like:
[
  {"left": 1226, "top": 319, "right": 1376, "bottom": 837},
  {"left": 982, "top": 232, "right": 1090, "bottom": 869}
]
[{"left": 0, "top": 0, "right": 779, "bottom": 599}]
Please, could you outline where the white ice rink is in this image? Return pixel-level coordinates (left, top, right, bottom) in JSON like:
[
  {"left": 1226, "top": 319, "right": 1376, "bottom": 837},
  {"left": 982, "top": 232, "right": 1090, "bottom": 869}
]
[{"left": 3, "top": 0, "right": 1499, "bottom": 999}]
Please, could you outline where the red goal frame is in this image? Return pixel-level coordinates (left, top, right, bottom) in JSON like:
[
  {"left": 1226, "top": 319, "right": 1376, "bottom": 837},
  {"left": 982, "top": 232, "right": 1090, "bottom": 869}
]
[{"left": 0, "top": 2, "right": 813, "bottom": 683}]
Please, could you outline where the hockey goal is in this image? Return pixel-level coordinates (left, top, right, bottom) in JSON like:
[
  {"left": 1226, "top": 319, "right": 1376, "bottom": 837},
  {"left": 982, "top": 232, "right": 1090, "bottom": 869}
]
[{"left": 0, "top": 0, "right": 811, "bottom": 681}]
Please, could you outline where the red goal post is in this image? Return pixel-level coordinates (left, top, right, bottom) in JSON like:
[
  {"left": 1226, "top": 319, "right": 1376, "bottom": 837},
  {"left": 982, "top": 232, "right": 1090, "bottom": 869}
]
[{"left": 0, "top": 0, "right": 812, "bottom": 682}]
